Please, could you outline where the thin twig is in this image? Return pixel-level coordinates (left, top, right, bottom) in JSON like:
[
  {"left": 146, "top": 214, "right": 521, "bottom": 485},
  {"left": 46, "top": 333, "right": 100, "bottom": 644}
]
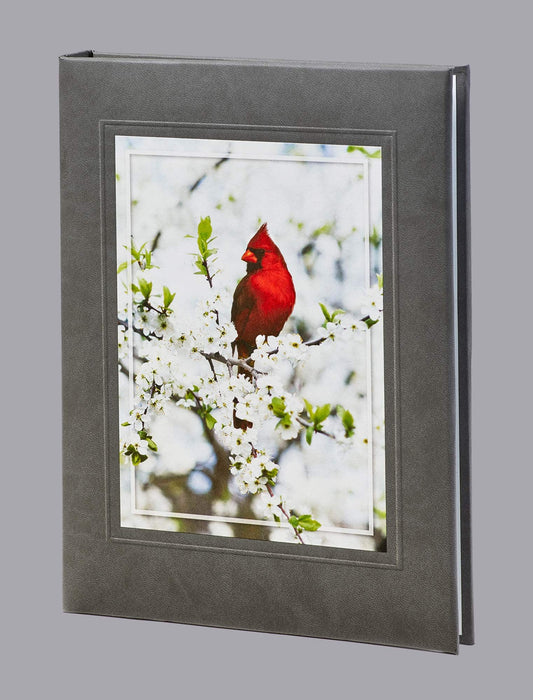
[
  {"left": 118, "top": 360, "right": 129, "bottom": 378},
  {"left": 296, "top": 416, "right": 336, "bottom": 440},
  {"left": 201, "top": 256, "right": 220, "bottom": 324},
  {"left": 142, "top": 301, "right": 167, "bottom": 316},
  {"left": 206, "top": 356, "right": 218, "bottom": 382},
  {"left": 151, "top": 231, "right": 162, "bottom": 252},
  {"left": 248, "top": 445, "right": 304, "bottom": 543},
  {"left": 304, "top": 336, "right": 327, "bottom": 348},
  {"left": 189, "top": 157, "right": 228, "bottom": 192},
  {"left": 118, "top": 317, "right": 161, "bottom": 341},
  {"left": 266, "top": 484, "right": 304, "bottom": 544}
]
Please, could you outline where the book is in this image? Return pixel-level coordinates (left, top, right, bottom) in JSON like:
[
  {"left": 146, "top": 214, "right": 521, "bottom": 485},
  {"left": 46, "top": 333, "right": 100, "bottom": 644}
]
[{"left": 60, "top": 51, "right": 472, "bottom": 653}]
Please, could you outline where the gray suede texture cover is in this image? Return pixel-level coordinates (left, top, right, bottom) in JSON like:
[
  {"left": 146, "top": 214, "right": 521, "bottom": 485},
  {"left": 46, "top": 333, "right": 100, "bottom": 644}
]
[{"left": 60, "top": 53, "right": 471, "bottom": 653}]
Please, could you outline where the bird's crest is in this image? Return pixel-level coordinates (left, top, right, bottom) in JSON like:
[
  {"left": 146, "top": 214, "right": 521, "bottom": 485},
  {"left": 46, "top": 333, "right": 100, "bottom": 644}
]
[{"left": 247, "top": 223, "right": 275, "bottom": 251}]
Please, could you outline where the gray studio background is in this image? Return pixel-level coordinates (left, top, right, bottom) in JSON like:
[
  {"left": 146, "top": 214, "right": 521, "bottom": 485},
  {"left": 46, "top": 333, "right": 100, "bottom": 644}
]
[{"left": 2, "top": 1, "right": 530, "bottom": 698}]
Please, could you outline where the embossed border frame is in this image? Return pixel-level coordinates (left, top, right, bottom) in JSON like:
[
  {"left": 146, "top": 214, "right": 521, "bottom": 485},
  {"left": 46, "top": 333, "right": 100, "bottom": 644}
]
[
  {"left": 103, "top": 121, "right": 399, "bottom": 566},
  {"left": 61, "top": 54, "right": 462, "bottom": 652}
]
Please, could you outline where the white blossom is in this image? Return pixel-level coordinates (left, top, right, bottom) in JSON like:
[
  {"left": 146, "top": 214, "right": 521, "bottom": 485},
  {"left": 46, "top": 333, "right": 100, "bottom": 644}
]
[
  {"left": 156, "top": 312, "right": 175, "bottom": 336},
  {"left": 218, "top": 425, "right": 254, "bottom": 458},
  {"left": 318, "top": 322, "right": 339, "bottom": 342},
  {"left": 259, "top": 491, "right": 282, "bottom": 516},
  {"left": 339, "top": 315, "right": 368, "bottom": 333},
  {"left": 276, "top": 419, "right": 300, "bottom": 441},
  {"left": 361, "top": 286, "right": 383, "bottom": 321},
  {"left": 234, "top": 394, "right": 259, "bottom": 423},
  {"left": 137, "top": 310, "right": 159, "bottom": 336},
  {"left": 250, "top": 345, "right": 281, "bottom": 373},
  {"left": 231, "top": 463, "right": 267, "bottom": 495},
  {"left": 276, "top": 333, "right": 308, "bottom": 361},
  {"left": 249, "top": 454, "right": 276, "bottom": 477}
]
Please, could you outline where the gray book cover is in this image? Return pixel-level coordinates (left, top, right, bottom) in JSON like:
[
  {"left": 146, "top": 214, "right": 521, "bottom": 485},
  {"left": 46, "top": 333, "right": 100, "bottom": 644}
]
[{"left": 60, "top": 52, "right": 472, "bottom": 653}]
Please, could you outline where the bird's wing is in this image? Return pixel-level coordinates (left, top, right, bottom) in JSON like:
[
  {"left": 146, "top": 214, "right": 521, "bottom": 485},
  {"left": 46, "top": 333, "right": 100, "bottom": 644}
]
[{"left": 231, "top": 277, "right": 257, "bottom": 344}]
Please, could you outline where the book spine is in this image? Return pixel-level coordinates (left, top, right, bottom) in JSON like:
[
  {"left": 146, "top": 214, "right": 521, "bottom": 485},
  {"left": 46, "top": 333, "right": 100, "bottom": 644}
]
[{"left": 454, "top": 66, "right": 474, "bottom": 646}]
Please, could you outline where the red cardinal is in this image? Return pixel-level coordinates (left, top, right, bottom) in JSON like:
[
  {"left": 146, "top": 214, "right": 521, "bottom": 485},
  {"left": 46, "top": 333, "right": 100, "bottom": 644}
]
[{"left": 231, "top": 223, "right": 296, "bottom": 359}]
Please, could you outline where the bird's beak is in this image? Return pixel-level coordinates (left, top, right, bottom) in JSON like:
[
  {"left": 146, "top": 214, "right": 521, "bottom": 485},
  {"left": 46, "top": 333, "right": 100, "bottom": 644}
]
[{"left": 242, "top": 249, "right": 257, "bottom": 264}]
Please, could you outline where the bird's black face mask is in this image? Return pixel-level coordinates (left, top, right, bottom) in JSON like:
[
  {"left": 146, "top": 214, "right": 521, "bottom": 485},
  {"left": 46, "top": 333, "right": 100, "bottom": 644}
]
[{"left": 243, "top": 247, "right": 265, "bottom": 273}]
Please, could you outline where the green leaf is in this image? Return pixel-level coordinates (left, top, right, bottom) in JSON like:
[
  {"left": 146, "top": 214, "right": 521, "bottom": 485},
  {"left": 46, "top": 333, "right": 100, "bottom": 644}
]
[
  {"left": 276, "top": 415, "right": 292, "bottom": 429},
  {"left": 138, "top": 278, "right": 152, "bottom": 299},
  {"left": 121, "top": 421, "right": 130, "bottom": 427},
  {"left": 311, "top": 222, "right": 333, "bottom": 239},
  {"left": 197, "top": 216, "right": 212, "bottom": 239},
  {"left": 365, "top": 318, "right": 379, "bottom": 329},
  {"left": 117, "top": 261, "right": 128, "bottom": 274},
  {"left": 198, "top": 238, "right": 208, "bottom": 257},
  {"left": 303, "top": 399, "right": 314, "bottom": 420},
  {"left": 369, "top": 226, "right": 381, "bottom": 249},
  {"left": 228, "top": 194, "right": 236, "bottom": 202},
  {"left": 314, "top": 404, "right": 331, "bottom": 424},
  {"left": 376, "top": 272, "right": 383, "bottom": 290},
  {"left": 163, "top": 286, "right": 176, "bottom": 308},
  {"left": 204, "top": 413, "right": 217, "bottom": 430},
  {"left": 347, "top": 146, "right": 381, "bottom": 158},
  {"left": 288, "top": 513, "right": 322, "bottom": 532},
  {"left": 131, "top": 451, "right": 147, "bottom": 466},
  {"left": 305, "top": 424, "right": 314, "bottom": 445},
  {"left": 330, "top": 308, "right": 345, "bottom": 321},
  {"left": 273, "top": 514, "right": 281, "bottom": 523},
  {"left": 373, "top": 506, "right": 386, "bottom": 519},
  {"left": 319, "top": 302, "right": 332, "bottom": 323},
  {"left": 341, "top": 409, "right": 354, "bottom": 431},
  {"left": 265, "top": 467, "right": 278, "bottom": 480},
  {"left": 340, "top": 408, "right": 355, "bottom": 437},
  {"left": 271, "top": 396, "right": 286, "bottom": 418},
  {"left": 146, "top": 438, "right": 158, "bottom": 452},
  {"left": 115, "top": 173, "right": 121, "bottom": 181},
  {"left": 131, "top": 199, "right": 139, "bottom": 206},
  {"left": 297, "top": 514, "right": 322, "bottom": 531}
]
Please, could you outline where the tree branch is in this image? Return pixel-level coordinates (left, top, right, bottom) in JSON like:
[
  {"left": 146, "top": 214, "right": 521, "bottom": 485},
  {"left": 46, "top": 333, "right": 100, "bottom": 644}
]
[{"left": 200, "top": 351, "right": 262, "bottom": 378}]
